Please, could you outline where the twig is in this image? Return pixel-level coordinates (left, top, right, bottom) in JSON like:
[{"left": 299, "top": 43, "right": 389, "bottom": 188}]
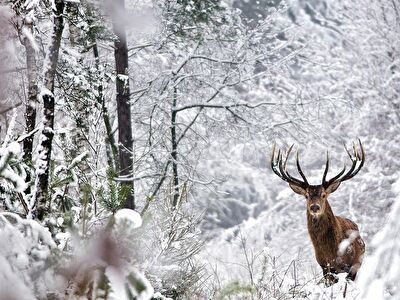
[{"left": 0, "top": 102, "right": 23, "bottom": 115}]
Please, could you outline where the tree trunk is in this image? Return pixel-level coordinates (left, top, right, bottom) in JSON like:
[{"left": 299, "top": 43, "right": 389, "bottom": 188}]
[
  {"left": 93, "top": 43, "right": 119, "bottom": 170},
  {"left": 112, "top": 0, "right": 135, "bottom": 209},
  {"left": 22, "top": 21, "right": 38, "bottom": 178},
  {"left": 171, "top": 87, "right": 180, "bottom": 207},
  {"left": 65, "top": 1, "right": 80, "bottom": 45},
  {"left": 34, "top": 0, "right": 65, "bottom": 220}
]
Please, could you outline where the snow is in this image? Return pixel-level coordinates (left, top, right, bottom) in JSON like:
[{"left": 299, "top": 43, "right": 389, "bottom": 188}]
[
  {"left": 21, "top": 26, "right": 39, "bottom": 52},
  {"left": 55, "top": 231, "right": 71, "bottom": 250},
  {"left": 0, "top": 256, "right": 36, "bottom": 300},
  {"left": 125, "top": 269, "right": 155, "bottom": 300},
  {"left": 0, "top": 123, "right": 28, "bottom": 193},
  {"left": 361, "top": 280, "right": 385, "bottom": 300},
  {"left": 106, "top": 266, "right": 129, "bottom": 300},
  {"left": 115, "top": 208, "right": 143, "bottom": 229},
  {"left": 338, "top": 230, "right": 359, "bottom": 256},
  {"left": 307, "top": 274, "right": 360, "bottom": 299},
  {"left": 0, "top": 213, "right": 57, "bottom": 298},
  {"left": 356, "top": 180, "right": 400, "bottom": 299},
  {"left": 1, "top": 168, "right": 28, "bottom": 192},
  {"left": 153, "top": 292, "right": 173, "bottom": 300},
  {"left": 116, "top": 74, "right": 129, "bottom": 82},
  {"left": 39, "top": 86, "right": 54, "bottom": 99},
  {"left": 7, "top": 141, "right": 20, "bottom": 155},
  {"left": 68, "top": 150, "right": 89, "bottom": 169},
  {"left": 24, "top": 0, "right": 41, "bottom": 11}
]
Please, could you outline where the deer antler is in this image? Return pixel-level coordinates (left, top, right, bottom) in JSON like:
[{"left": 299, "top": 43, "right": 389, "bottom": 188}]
[
  {"left": 271, "top": 143, "right": 309, "bottom": 188},
  {"left": 322, "top": 139, "right": 365, "bottom": 187}
]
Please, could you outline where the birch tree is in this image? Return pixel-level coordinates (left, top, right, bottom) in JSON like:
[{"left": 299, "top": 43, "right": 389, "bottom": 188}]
[
  {"left": 10, "top": 0, "right": 41, "bottom": 202},
  {"left": 20, "top": 9, "right": 38, "bottom": 167}
]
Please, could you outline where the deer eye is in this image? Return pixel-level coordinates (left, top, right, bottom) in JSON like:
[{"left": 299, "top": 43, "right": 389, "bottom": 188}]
[{"left": 321, "top": 192, "right": 326, "bottom": 198}]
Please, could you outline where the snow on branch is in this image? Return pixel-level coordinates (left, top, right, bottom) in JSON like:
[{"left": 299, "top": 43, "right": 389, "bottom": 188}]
[
  {"left": 190, "top": 55, "right": 242, "bottom": 64},
  {"left": 0, "top": 212, "right": 56, "bottom": 298},
  {"left": 172, "top": 101, "right": 277, "bottom": 113},
  {"left": 172, "top": 41, "right": 200, "bottom": 75},
  {"left": 0, "top": 110, "right": 28, "bottom": 193}
]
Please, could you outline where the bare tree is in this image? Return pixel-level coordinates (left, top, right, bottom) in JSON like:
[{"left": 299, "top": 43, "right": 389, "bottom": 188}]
[
  {"left": 111, "top": 0, "right": 135, "bottom": 209},
  {"left": 21, "top": 20, "right": 38, "bottom": 167},
  {"left": 13, "top": 4, "right": 40, "bottom": 199},
  {"left": 34, "top": 0, "right": 65, "bottom": 220}
]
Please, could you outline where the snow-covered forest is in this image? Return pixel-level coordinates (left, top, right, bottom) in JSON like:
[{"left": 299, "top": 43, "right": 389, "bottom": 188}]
[{"left": 0, "top": 0, "right": 399, "bottom": 299}]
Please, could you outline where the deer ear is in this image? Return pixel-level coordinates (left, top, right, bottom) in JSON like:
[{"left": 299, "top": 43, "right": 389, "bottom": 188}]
[
  {"left": 289, "top": 183, "right": 307, "bottom": 195},
  {"left": 326, "top": 181, "right": 341, "bottom": 194}
]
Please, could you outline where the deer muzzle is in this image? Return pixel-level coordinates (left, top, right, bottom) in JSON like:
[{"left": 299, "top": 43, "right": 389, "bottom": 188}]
[{"left": 310, "top": 204, "right": 321, "bottom": 213}]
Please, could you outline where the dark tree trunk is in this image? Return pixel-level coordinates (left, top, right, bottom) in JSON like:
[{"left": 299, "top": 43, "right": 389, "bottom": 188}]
[
  {"left": 171, "top": 87, "right": 180, "bottom": 207},
  {"left": 112, "top": 0, "right": 135, "bottom": 209},
  {"left": 65, "top": 1, "right": 80, "bottom": 45},
  {"left": 22, "top": 21, "right": 38, "bottom": 193},
  {"left": 35, "top": 0, "right": 65, "bottom": 220}
]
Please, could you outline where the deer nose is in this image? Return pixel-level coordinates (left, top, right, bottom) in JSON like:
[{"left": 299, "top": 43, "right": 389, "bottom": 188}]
[{"left": 310, "top": 204, "right": 320, "bottom": 213}]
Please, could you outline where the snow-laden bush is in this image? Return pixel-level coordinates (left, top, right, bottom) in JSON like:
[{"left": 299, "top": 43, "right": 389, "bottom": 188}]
[
  {"left": 0, "top": 111, "right": 29, "bottom": 214},
  {"left": 0, "top": 209, "right": 155, "bottom": 300},
  {"left": 0, "top": 141, "right": 27, "bottom": 193},
  {"left": 130, "top": 190, "right": 204, "bottom": 299},
  {"left": 60, "top": 209, "right": 154, "bottom": 300},
  {"left": 0, "top": 212, "right": 57, "bottom": 299}
]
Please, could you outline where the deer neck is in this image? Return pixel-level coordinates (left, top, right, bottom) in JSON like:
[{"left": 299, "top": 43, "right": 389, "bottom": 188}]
[{"left": 307, "top": 202, "right": 339, "bottom": 246}]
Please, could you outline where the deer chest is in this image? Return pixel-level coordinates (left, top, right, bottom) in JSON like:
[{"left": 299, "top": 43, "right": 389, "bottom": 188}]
[{"left": 311, "top": 236, "right": 355, "bottom": 273}]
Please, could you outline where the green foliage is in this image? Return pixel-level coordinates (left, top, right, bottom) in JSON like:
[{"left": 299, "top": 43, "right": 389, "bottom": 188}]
[
  {"left": 215, "top": 281, "right": 254, "bottom": 299},
  {"left": 165, "top": 0, "right": 227, "bottom": 37},
  {"left": 98, "top": 168, "right": 130, "bottom": 213},
  {"left": 50, "top": 152, "right": 89, "bottom": 211},
  {"left": 126, "top": 271, "right": 150, "bottom": 299},
  {"left": 0, "top": 141, "right": 28, "bottom": 210},
  {"left": 93, "top": 270, "right": 112, "bottom": 299},
  {"left": 177, "top": 0, "right": 223, "bottom": 23},
  {"left": 81, "top": 0, "right": 115, "bottom": 46}
]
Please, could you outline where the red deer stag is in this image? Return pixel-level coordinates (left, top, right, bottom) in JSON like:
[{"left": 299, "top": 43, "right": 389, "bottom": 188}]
[{"left": 270, "top": 140, "right": 365, "bottom": 285}]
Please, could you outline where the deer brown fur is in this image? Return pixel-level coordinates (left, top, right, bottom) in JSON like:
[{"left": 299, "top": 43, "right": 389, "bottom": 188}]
[
  {"left": 305, "top": 186, "right": 365, "bottom": 283},
  {"left": 271, "top": 141, "right": 366, "bottom": 284}
]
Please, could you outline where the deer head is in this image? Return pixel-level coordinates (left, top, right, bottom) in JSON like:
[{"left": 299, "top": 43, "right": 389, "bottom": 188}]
[{"left": 270, "top": 140, "right": 365, "bottom": 218}]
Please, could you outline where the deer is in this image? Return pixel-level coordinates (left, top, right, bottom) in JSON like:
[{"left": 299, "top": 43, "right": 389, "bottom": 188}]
[{"left": 270, "top": 140, "right": 365, "bottom": 285}]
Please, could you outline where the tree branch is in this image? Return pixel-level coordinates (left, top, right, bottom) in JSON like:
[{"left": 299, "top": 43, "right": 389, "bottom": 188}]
[
  {"left": 190, "top": 55, "right": 241, "bottom": 64},
  {"left": 172, "top": 101, "right": 277, "bottom": 113}
]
